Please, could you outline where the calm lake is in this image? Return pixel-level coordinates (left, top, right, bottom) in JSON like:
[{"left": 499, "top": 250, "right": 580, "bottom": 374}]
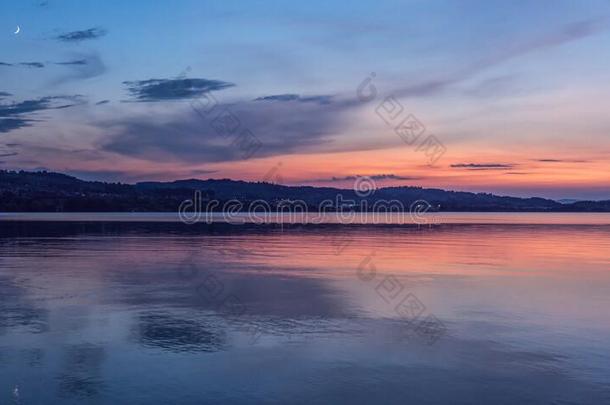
[{"left": 1, "top": 214, "right": 610, "bottom": 404}]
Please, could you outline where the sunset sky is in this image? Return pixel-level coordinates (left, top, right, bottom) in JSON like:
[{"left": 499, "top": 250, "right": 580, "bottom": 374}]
[{"left": 1, "top": 0, "right": 609, "bottom": 199}]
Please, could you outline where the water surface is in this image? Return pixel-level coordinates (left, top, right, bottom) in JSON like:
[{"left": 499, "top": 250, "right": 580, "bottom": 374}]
[
  {"left": 2, "top": 212, "right": 610, "bottom": 224},
  {"left": 1, "top": 217, "right": 609, "bottom": 404}
]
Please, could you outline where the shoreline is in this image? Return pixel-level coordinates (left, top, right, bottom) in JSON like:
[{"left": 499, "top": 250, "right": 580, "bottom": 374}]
[{"left": 2, "top": 212, "right": 610, "bottom": 225}]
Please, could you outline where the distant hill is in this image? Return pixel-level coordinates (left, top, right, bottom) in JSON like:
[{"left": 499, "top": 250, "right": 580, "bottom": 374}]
[{"left": 1, "top": 170, "right": 609, "bottom": 212}]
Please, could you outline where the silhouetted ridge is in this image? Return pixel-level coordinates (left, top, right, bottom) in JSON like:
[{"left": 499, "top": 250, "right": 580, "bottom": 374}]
[{"left": 1, "top": 170, "right": 608, "bottom": 212}]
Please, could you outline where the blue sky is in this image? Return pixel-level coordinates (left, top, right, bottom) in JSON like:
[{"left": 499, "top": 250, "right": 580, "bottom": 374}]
[{"left": 1, "top": 0, "right": 610, "bottom": 199}]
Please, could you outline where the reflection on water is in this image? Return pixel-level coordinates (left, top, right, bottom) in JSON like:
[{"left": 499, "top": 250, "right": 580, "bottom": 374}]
[
  {"left": 57, "top": 344, "right": 105, "bottom": 399},
  {"left": 1, "top": 220, "right": 610, "bottom": 404},
  {"left": 0, "top": 276, "right": 49, "bottom": 335},
  {"left": 134, "top": 312, "right": 227, "bottom": 353}
]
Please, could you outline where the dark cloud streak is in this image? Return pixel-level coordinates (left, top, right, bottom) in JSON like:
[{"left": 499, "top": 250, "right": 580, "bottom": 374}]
[
  {"left": 56, "top": 27, "right": 107, "bottom": 42},
  {"left": 55, "top": 60, "right": 88, "bottom": 66},
  {"left": 19, "top": 62, "right": 45, "bottom": 68},
  {"left": 535, "top": 158, "right": 589, "bottom": 163},
  {"left": 255, "top": 94, "right": 333, "bottom": 105},
  {"left": 1, "top": 62, "right": 47, "bottom": 69},
  {"left": 123, "top": 78, "right": 235, "bottom": 102},
  {"left": 451, "top": 163, "right": 514, "bottom": 170}
]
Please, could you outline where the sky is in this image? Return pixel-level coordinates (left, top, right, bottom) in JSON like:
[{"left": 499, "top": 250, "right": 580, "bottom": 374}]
[{"left": 1, "top": 0, "right": 609, "bottom": 200}]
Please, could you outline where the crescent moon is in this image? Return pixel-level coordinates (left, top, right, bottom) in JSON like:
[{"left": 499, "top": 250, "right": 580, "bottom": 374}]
[{"left": 14, "top": 26, "right": 20, "bottom": 34}]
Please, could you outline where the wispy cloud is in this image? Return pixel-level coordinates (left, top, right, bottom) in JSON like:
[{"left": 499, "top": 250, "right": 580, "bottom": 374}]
[
  {"left": 535, "top": 158, "right": 589, "bottom": 163},
  {"left": 255, "top": 94, "right": 333, "bottom": 105},
  {"left": 123, "top": 78, "right": 235, "bottom": 102},
  {"left": 19, "top": 62, "right": 45, "bottom": 68},
  {"left": 100, "top": 92, "right": 350, "bottom": 162},
  {"left": 0, "top": 143, "right": 19, "bottom": 163},
  {"left": 77, "top": 17, "right": 610, "bottom": 170},
  {"left": 451, "top": 163, "right": 515, "bottom": 170},
  {"left": 54, "top": 59, "right": 88, "bottom": 66},
  {"left": 0, "top": 95, "right": 86, "bottom": 133},
  {"left": 464, "top": 75, "right": 522, "bottom": 98},
  {"left": 56, "top": 27, "right": 107, "bottom": 42},
  {"left": 311, "top": 174, "right": 420, "bottom": 182},
  {"left": 394, "top": 18, "right": 609, "bottom": 99},
  {"left": 52, "top": 52, "right": 106, "bottom": 83},
  {"left": 1, "top": 61, "right": 47, "bottom": 69}
]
